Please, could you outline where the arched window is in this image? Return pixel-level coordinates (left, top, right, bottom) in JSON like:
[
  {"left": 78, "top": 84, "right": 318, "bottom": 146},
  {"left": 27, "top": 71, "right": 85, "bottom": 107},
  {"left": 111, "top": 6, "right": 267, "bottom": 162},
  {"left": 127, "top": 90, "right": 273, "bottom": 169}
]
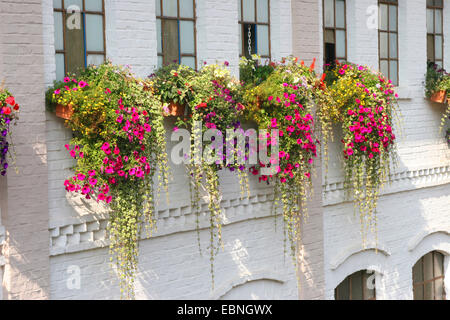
[
  {"left": 413, "top": 251, "right": 446, "bottom": 300},
  {"left": 323, "top": 0, "right": 347, "bottom": 67},
  {"left": 335, "top": 270, "right": 376, "bottom": 300}
]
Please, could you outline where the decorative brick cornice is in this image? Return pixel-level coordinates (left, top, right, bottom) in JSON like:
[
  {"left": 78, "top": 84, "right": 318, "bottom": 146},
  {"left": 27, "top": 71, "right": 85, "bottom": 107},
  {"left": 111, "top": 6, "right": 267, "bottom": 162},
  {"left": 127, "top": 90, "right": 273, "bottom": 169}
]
[
  {"left": 50, "top": 189, "right": 276, "bottom": 256},
  {"left": 323, "top": 165, "right": 450, "bottom": 206}
]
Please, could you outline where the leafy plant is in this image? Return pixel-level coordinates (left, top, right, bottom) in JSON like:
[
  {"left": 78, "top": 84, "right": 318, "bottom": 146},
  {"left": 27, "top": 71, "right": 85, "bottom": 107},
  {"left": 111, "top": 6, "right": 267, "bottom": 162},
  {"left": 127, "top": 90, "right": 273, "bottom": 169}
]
[
  {"left": 242, "top": 56, "right": 321, "bottom": 264},
  {"left": 50, "top": 62, "right": 169, "bottom": 299},
  {"left": 148, "top": 63, "right": 196, "bottom": 106},
  {"left": 239, "top": 54, "right": 276, "bottom": 87},
  {"left": 174, "top": 62, "right": 248, "bottom": 287},
  {"left": 425, "top": 61, "right": 447, "bottom": 98},
  {"left": 320, "top": 62, "right": 399, "bottom": 245}
]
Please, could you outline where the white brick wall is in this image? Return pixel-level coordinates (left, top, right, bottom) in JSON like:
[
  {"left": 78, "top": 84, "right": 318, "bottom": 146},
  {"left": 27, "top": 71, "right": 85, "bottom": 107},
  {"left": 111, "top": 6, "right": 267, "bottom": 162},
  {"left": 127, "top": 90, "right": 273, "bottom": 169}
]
[
  {"left": 35, "top": 0, "right": 450, "bottom": 300},
  {"left": 322, "top": 0, "right": 450, "bottom": 300}
]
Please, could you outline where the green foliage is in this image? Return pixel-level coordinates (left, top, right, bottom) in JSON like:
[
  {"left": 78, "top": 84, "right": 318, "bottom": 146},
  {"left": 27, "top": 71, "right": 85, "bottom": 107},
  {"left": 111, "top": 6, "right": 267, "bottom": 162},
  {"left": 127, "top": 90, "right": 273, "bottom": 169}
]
[
  {"left": 49, "top": 61, "right": 169, "bottom": 299},
  {"left": 239, "top": 55, "right": 276, "bottom": 87},
  {"left": 425, "top": 61, "right": 447, "bottom": 98}
]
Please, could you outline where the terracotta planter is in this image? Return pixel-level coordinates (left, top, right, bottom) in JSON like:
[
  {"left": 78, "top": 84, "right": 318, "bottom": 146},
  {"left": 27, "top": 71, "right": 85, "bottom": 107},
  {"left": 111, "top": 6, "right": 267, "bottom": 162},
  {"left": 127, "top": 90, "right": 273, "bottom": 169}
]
[
  {"left": 164, "top": 102, "right": 185, "bottom": 117},
  {"left": 55, "top": 104, "right": 73, "bottom": 120},
  {"left": 430, "top": 90, "right": 447, "bottom": 104}
]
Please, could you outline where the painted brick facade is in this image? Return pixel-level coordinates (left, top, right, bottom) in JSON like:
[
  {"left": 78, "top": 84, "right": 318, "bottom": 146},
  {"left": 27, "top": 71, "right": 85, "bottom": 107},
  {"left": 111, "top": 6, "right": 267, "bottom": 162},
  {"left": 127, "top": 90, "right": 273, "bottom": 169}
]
[{"left": 0, "top": 0, "right": 448, "bottom": 300}]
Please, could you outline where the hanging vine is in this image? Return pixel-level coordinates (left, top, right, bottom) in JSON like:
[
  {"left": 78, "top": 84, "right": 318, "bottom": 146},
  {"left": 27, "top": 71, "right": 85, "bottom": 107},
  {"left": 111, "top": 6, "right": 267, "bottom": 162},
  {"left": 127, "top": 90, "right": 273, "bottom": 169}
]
[{"left": 319, "top": 62, "right": 399, "bottom": 245}]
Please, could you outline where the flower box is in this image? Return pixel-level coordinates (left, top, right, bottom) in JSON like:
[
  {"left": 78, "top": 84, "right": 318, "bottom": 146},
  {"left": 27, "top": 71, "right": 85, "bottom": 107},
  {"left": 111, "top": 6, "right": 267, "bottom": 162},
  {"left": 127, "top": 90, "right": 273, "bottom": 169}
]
[
  {"left": 164, "top": 101, "right": 185, "bottom": 117},
  {"left": 430, "top": 90, "right": 447, "bottom": 104},
  {"left": 55, "top": 104, "right": 73, "bottom": 120}
]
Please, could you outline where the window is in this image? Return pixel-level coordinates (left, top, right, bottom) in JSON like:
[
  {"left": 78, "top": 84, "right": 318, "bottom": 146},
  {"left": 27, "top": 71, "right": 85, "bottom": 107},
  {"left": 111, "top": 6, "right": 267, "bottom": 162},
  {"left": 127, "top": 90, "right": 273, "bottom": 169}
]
[
  {"left": 335, "top": 270, "right": 376, "bottom": 300},
  {"left": 53, "top": 0, "right": 106, "bottom": 81},
  {"left": 413, "top": 251, "right": 446, "bottom": 300},
  {"left": 238, "top": 0, "right": 271, "bottom": 62},
  {"left": 427, "top": 0, "right": 444, "bottom": 68},
  {"left": 156, "top": 0, "right": 197, "bottom": 70},
  {"left": 323, "top": 0, "right": 347, "bottom": 67},
  {"left": 378, "top": 0, "right": 398, "bottom": 86}
]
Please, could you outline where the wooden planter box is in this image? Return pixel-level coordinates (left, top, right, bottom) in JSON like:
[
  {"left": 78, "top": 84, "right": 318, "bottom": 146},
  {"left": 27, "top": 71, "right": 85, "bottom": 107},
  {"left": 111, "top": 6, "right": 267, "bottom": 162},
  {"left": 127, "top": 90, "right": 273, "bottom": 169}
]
[
  {"left": 55, "top": 104, "right": 73, "bottom": 120},
  {"left": 430, "top": 90, "right": 447, "bottom": 104},
  {"left": 164, "top": 102, "right": 185, "bottom": 117}
]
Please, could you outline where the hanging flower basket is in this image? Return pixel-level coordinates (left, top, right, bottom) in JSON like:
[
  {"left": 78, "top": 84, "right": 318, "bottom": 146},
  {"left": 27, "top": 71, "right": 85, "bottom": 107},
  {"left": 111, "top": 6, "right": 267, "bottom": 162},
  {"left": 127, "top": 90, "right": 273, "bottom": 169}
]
[
  {"left": 55, "top": 104, "right": 73, "bottom": 120},
  {"left": 430, "top": 90, "right": 447, "bottom": 104},
  {"left": 164, "top": 101, "right": 185, "bottom": 117}
]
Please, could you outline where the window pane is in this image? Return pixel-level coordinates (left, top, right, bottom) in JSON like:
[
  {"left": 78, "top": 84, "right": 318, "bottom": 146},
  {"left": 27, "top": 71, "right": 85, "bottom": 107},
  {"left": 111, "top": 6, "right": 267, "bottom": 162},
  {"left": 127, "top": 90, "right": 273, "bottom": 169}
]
[
  {"left": 180, "top": 20, "right": 195, "bottom": 54},
  {"left": 424, "top": 253, "right": 434, "bottom": 281},
  {"left": 336, "top": 0, "right": 345, "bottom": 28},
  {"left": 389, "top": 33, "right": 397, "bottom": 59},
  {"left": 162, "top": 19, "right": 179, "bottom": 64},
  {"left": 180, "top": 0, "right": 194, "bottom": 18},
  {"left": 435, "top": 0, "right": 443, "bottom": 7},
  {"left": 239, "top": 24, "right": 243, "bottom": 55},
  {"left": 427, "top": 35, "right": 435, "bottom": 61},
  {"left": 336, "top": 30, "right": 346, "bottom": 58},
  {"left": 243, "top": 0, "right": 255, "bottom": 22},
  {"left": 65, "top": 14, "right": 85, "bottom": 74},
  {"left": 389, "top": 5, "right": 397, "bottom": 31},
  {"left": 380, "top": 32, "right": 388, "bottom": 59},
  {"left": 433, "top": 252, "right": 444, "bottom": 276},
  {"left": 64, "top": 0, "right": 82, "bottom": 10},
  {"left": 351, "top": 272, "right": 363, "bottom": 300},
  {"left": 53, "top": 0, "right": 62, "bottom": 9},
  {"left": 55, "top": 53, "right": 65, "bottom": 81},
  {"left": 414, "top": 285, "right": 424, "bottom": 300},
  {"left": 156, "top": 0, "right": 161, "bottom": 16},
  {"left": 85, "top": 14, "right": 104, "bottom": 52},
  {"left": 434, "top": 278, "right": 445, "bottom": 300},
  {"left": 427, "top": 0, "right": 434, "bottom": 6},
  {"left": 380, "top": 60, "right": 388, "bottom": 79},
  {"left": 324, "top": 0, "right": 334, "bottom": 28},
  {"left": 424, "top": 281, "right": 434, "bottom": 300},
  {"left": 435, "top": 9, "right": 442, "bottom": 33},
  {"left": 162, "top": 0, "right": 177, "bottom": 17},
  {"left": 335, "top": 278, "right": 350, "bottom": 300},
  {"left": 389, "top": 60, "right": 398, "bottom": 85},
  {"left": 157, "top": 19, "right": 162, "bottom": 54},
  {"left": 435, "top": 35, "right": 442, "bottom": 60},
  {"left": 379, "top": 4, "right": 388, "bottom": 30},
  {"left": 257, "top": 25, "right": 269, "bottom": 56},
  {"left": 427, "top": 9, "right": 434, "bottom": 33},
  {"left": 239, "top": 0, "right": 242, "bottom": 20},
  {"left": 257, "top": 0, "right": 268, "bottom": 23},
  {"left": 54, "top": 12, "right": 64, "bottom": 51},
  {"left": 181, "top": 56, "right": 196, "bottom": 69},
  {"left": 243, "top": 23, "right": 256, "bottom": 58},
  {"left": 413, "top": 259, "right": 424, "bottom": 283},
  {"left": 85, "top": 0, "right": 102, "bottom": 11},
  {"left": 87, "top": 54, "right": 104, "bottom": 66},
  {"left": 324, "top": 29, "right": 335, "bottom": 44}
]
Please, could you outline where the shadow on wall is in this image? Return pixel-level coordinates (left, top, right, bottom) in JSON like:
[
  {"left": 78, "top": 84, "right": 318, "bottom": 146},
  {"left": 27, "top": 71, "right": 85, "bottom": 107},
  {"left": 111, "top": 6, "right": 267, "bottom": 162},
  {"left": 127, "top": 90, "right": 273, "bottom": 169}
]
[{"left": 323, "top": 98, "right": 450, "bottom": 299}]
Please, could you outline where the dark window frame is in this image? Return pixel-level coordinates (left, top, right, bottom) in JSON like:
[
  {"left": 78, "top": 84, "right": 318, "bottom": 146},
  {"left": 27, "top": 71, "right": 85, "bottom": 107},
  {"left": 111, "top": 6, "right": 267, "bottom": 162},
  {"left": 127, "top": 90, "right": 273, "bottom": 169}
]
[
  {"left": 54, "top": 0, "right": 106, "bottom": 76},
  {"left": 413, "top": 251, "right": 446, "bottom": 300},
  {"left": 335, "top": 270, "right": 377, "bottom": 300},
  {"left": 322, "top": 0, "right": 347, "bottom": 67},
  {"left": 378, "top": 0, "right": 399, "bottom": 86},
  {"left": 426, "top": 0, "right": 444, "bottom": 66},
  {"left": 238, "top": 0, "right": 271, "bottom": 60},
  {"left": 156, "top": 0, "right": 197, "bottom": 69}
]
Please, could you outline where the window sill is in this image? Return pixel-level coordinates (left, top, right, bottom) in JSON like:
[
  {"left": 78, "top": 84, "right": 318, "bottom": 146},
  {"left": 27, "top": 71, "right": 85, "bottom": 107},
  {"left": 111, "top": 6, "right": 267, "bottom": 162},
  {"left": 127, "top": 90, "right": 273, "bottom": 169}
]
[{"left": 394, "top": 86, "right": 414, "bottom": 100}]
